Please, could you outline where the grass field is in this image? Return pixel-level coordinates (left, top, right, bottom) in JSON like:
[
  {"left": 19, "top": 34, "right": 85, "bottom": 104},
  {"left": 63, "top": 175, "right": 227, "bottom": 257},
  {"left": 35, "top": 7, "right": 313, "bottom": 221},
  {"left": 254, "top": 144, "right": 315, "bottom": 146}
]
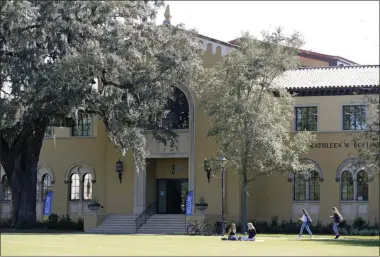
[{"left": 1, "top": 233, "right": 379, "bottom": 256}]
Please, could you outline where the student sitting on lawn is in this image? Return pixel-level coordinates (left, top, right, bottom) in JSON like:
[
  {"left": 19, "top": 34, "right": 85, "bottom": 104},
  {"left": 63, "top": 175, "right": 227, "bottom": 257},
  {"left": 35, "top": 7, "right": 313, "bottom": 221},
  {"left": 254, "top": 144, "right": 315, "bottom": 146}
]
[
  {"left": 221, "top": 223, "right": 238, "bottom": 240},
  {"left": 239, "top": 223, "right": 256, "bottom": 241}
]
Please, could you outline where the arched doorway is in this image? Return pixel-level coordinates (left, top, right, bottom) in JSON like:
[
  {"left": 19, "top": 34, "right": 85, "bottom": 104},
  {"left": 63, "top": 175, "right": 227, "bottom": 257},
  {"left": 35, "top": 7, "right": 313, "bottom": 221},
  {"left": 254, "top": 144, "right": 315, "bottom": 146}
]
[{"left": 133, "top": 84, "right": 195, "bottom": 215}]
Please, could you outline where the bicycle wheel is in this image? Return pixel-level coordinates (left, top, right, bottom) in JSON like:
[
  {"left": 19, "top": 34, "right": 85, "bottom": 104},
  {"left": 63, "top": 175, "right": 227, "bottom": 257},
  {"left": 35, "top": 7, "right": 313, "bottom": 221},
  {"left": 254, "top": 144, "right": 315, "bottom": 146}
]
[
  {"left": 203, "top": 224, "right": 214, "bottom": 236},
  {"left": 187, "top": 224, "right": 197, "bottom": 235}
]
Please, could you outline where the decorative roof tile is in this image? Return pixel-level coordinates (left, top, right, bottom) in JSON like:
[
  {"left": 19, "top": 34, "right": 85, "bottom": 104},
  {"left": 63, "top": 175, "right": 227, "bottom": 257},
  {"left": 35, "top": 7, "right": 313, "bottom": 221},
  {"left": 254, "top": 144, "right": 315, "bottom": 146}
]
[{"left": 273, "top": 65, "right": 380, "bottom": 89}]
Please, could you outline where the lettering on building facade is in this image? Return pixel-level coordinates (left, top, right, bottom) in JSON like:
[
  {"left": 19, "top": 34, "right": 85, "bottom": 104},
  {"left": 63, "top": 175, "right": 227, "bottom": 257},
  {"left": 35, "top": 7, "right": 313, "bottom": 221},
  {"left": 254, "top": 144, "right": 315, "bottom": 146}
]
[{"left": 310, "top": 141, "right": 380, "bottom": 149}]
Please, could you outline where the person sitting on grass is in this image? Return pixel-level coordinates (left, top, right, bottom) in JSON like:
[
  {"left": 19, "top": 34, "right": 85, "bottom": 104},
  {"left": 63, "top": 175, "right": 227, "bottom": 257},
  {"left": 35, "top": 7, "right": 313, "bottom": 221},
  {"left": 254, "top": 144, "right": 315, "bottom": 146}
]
[
  {"left": 238, "top": 222, "right": 256, "bottom": 241},
  {"left": 227, "top": 223, "right": 238, "bottom": 240},
  {"left": 221, "top": 223, "right": 238, "bottom": 240}
]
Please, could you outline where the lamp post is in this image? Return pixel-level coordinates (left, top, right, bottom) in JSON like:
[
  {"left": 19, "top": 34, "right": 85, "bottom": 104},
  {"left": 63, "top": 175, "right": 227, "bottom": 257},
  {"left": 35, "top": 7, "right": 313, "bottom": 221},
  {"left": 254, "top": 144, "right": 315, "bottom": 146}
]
[{"left": 219, "top": 155, "right": 227, "bottom": 236}]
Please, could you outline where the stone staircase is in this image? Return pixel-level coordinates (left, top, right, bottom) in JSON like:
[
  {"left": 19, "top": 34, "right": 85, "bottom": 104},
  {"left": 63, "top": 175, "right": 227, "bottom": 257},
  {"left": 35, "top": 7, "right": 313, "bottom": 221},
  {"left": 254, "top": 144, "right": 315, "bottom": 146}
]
[
  {"left": 88, "top": 214, "right": 137, "bottom": 234},
  {"left": 137, "top": 214, "right": 189, "bottom": 234},
  {"left": 88, "top": 214, "right": 189, "bottom": 234}
]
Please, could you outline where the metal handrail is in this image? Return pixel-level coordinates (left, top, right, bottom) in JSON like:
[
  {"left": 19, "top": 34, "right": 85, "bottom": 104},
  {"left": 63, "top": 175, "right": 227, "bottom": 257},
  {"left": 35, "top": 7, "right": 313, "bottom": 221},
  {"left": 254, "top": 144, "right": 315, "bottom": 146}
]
[{"left": 135, "top": 202, "right": 157, "bottom": 232}]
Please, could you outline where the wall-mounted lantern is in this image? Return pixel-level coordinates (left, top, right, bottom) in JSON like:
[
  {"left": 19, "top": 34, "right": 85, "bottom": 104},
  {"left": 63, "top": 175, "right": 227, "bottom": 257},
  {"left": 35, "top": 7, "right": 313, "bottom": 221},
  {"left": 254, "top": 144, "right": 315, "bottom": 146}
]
[
  {"left": 116, "top": 159, "right": 123, "bottom": 183},
  {"left": 203, "top": 159, "right": 212, "bottom": 183}
]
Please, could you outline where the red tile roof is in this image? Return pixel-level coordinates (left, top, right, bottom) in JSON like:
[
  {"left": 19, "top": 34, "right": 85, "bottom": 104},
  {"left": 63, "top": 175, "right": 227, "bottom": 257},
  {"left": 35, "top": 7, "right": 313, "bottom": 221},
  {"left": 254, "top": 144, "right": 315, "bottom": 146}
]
[{"left": 228, "top": 38, "right": 358, "bottom": 65}]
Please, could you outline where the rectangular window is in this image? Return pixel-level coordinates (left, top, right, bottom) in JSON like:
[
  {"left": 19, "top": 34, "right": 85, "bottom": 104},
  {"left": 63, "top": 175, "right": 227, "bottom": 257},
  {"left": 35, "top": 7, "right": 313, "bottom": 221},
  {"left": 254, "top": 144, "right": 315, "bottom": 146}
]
[
  {"left": 44, "top": 126, "right": 54, "bottom": 137},
  {"left": 72, "top": 114, "right": 93, "bottom": 137},
  {"left": 295, "top": 107, "right": 318, "bottom": 131},
  {"left": 342, "top": 105, "right": 367, "bottom": 130}
]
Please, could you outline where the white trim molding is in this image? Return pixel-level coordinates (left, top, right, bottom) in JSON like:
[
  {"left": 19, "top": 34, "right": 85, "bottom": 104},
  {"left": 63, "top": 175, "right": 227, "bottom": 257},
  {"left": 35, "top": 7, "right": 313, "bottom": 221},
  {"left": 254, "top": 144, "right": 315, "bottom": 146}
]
[
  {"left": 287, "top": 158, "right": 324, "bottom": 182},
  {"left": 336, "top": 158, "right": 371, "bottom": 219},
  {"left": 37, "top": 164, "right": 55, "bottom": 184},
  {"left": 335, "top": 158, "right": 373, "bottom": 182},
  {"left": 64, "top": 163, "right": 96, "bottom": 183}
]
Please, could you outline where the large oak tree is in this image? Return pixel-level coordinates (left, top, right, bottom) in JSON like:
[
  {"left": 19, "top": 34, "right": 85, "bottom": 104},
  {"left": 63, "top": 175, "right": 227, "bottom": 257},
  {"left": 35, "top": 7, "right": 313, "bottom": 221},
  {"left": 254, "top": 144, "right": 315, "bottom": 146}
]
[{"left": 0, "top": 1, "right": 203, "bottom": 228}]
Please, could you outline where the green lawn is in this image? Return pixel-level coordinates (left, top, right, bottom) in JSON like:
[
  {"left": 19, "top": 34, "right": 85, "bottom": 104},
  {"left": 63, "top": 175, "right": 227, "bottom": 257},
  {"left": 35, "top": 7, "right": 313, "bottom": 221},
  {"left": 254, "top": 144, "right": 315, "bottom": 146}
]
[{"left": 1, "top": 233, "right": 379, "bottom": 256}]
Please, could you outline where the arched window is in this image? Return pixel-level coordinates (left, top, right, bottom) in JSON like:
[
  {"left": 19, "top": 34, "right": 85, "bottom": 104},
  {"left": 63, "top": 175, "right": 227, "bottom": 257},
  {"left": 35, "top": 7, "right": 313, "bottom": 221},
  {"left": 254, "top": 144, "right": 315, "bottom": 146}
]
[
  {"left": 290, "top": 159, "right": 323, "bottom": 202},
  {"left": 309, "top": 171, "right": 320, "bottom": 201},
  {"left": 70, "top": 174, "right": 80, "bottom": 200},
  {"left": 1, "top": 175, "right": 11, "bottom": 201},
  {"left": 42, "top": 174, "right": 52, "bottom": 200},
  {"left": 83, "top": 174, "right": 93, "bottom": 200},
  {"left": 356, "top": 170, "right": 368, "bottom": 201},
  {"left": 293, "top": 173, "right": 306, "bottom": 201},
  {"left": 36, "top": 173, "right": 41, "bottom": 201},
  {"left": 341, "top": 171, "right": 354, "bottom": 201}
]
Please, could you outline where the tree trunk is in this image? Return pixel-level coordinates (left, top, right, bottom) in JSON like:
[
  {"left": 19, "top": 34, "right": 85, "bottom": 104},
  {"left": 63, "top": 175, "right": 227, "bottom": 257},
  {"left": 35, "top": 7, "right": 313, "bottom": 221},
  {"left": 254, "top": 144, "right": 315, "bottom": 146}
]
[
  {"left": 1, "top": 125, "right": 45, "bottom": 229},
  {"left": 240, "top": 170, "right": 248, "bottom": 234}
]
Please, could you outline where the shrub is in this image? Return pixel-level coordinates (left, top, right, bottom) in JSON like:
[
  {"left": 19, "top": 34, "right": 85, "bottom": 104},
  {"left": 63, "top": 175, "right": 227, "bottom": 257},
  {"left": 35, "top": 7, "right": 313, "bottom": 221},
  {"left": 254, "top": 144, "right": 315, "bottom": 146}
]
[
  {"left": 224, "top": 217, "right": 377, "bottom": 236},
  {"left": 353, "top": 216, "right": 368, "bottom": 230},
  {"left": 0, "top": 214, "right": 83, "bottom": 231}
]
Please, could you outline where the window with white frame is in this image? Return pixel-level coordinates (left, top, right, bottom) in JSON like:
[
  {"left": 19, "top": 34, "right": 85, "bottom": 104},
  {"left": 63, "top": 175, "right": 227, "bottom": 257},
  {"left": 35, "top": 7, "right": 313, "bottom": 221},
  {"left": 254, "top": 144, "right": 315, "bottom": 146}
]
[
  {"left": 69, "top": 172, "right": 93, "bottom": 201},
  {"left": 340, "top": 169, "right": 369, "bottom": 201},
  {"left": 1, "top": 175, "right": 11, "bottom": 201},
  {"left": 293, "top": 170, "right": 321, "bottom": 201},
  {"left": 295, "top": 106, "right": 318, "bottom": 131},
  {"left": 41, "top": 174, "right": 52, "bottom": 200},
  {"left": 338, "top": 160, "right": 370, "bottom": 202},
  {"left": 342, "top": 105, "right": 367, "bottom": 130}
]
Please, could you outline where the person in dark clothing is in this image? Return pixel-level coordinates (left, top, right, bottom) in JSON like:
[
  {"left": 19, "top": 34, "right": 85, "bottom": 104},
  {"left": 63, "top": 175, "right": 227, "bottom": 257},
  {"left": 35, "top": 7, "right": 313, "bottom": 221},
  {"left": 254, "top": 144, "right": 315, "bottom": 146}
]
[
  {"left": 330, "top": 207, "right": 343, "bottom": 239},
  {"left": 239, "top": 222, "right": 256, "bottom": 241}
]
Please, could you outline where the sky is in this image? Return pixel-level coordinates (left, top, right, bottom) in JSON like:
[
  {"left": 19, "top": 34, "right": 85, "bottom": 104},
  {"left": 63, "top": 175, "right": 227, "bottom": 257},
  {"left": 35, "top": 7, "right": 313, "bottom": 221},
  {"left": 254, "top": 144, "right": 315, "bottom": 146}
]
[{"left": 157, "top": 1, "right": 379, "bottom": 65}]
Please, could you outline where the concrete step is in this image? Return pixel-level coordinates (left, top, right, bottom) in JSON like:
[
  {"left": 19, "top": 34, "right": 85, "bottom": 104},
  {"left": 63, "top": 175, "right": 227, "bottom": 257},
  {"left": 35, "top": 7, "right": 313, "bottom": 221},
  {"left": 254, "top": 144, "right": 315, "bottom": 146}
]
[{"left": 89, "top": 214, "right": 192, "bottom": 234}]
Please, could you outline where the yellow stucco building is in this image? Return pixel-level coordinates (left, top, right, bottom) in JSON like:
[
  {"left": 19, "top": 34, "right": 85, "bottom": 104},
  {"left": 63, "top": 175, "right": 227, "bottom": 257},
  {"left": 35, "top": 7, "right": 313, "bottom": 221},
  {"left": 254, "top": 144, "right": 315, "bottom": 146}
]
[{"left": 0, "top": 33, "right": 379, "bottom": 234}]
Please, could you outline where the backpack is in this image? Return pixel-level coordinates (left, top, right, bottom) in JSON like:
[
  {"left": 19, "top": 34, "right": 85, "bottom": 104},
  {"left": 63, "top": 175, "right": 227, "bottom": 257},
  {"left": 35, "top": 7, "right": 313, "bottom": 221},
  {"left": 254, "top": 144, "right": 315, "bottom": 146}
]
[{"left": 306, "top": 215, "right": 312, "bottom": 225}]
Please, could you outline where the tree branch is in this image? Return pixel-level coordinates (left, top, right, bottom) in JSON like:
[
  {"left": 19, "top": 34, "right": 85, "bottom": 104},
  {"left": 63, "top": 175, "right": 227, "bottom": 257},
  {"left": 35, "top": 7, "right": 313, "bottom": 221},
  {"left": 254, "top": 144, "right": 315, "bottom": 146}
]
[
  {"left": 245, "top": 172, "right": 267, "bottom": 184},
  {"left": 19, "top": 24, "right": 42, "bottom": 32}
]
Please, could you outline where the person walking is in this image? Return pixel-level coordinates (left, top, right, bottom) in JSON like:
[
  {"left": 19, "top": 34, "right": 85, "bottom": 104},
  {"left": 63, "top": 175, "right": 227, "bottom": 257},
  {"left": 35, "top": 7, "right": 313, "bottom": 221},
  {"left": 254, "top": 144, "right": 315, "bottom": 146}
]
[
  {"left": 297, "top": 208, "right": 313, "bottom": 239},
  {"left": 330, "top": 207, "right": 343, "bottom": 239}
]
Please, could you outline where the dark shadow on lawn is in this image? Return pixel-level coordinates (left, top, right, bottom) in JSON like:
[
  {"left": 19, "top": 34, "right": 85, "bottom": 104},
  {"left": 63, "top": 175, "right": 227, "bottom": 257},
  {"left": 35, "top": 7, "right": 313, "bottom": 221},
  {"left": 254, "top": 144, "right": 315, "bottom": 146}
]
[{"left": 314, "top": 238, "right": 380, "bottom": 248}]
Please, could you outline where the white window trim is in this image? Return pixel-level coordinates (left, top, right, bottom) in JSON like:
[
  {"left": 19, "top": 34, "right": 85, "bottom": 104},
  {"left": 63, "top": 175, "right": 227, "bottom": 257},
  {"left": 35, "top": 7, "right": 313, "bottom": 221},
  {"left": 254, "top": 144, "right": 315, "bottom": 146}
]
[
  {"left": 339, "top": 169, "right": 369, "bottom": 202},
  {"left": 64, "top": 163, "right": 96, "bottom": 202},
  {"left": 291, "top": 172, "right": 322, "bottom": 202},
  {"left": 340, "top": 102, "right": 368, "bottom": 132},
  {"left": 293, "top": 104, "right": 320, "bottom": 132},
  {"left": 288, "top": 159, "right": 323, "bottom": 202},
  {"left": 0, "top": 174, "right": 11, "bottom": 202},
  {"left": 336, "top": 158, "right": 371, "bottom": 202}
]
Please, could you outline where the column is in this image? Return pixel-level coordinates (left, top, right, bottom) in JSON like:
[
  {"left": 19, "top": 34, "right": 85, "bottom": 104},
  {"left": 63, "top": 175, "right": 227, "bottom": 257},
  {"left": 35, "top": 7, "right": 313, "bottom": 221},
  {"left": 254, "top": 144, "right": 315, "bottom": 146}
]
[{"left": 133, "top": 164, "right": 146, "bottom": 215}]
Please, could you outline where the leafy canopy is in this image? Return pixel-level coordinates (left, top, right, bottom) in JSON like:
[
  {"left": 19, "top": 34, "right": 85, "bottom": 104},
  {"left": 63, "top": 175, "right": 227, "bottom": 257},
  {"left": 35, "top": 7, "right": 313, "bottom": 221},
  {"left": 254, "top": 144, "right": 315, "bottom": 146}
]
[
  {"left": 194, "top": 29, "right": 316, "bottom": 183},
  {"left": 0, "top": 1, "right": 203, "bottom": 165},
  {"left": 353, "top": 95, "right": 380, "bottom": 173}
]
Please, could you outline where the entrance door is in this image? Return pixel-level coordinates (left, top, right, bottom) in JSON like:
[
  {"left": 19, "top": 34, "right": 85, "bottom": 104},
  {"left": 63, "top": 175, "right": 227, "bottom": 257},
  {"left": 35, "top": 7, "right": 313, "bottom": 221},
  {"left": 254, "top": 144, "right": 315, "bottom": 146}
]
[{"left": 157, "top": 179, "right": 188, "bottom": 214}]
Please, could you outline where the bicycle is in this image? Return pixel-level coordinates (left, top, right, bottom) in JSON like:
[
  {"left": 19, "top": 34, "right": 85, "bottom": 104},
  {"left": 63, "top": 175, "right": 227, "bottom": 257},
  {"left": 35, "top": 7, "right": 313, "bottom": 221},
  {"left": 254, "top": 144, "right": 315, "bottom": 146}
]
[{"left": 186, "top": 217, "right": 214, "bottom": 236}]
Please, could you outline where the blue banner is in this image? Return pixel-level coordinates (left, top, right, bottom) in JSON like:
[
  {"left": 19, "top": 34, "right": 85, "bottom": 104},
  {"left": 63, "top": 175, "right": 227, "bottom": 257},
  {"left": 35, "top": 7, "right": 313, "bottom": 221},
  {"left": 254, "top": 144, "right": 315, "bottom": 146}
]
[
  {"left": 185, "top": 190, "right": 193, "bottom": 220},
  {"left": 43, "top": 191, "right": 53, "bottom": 217}
]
